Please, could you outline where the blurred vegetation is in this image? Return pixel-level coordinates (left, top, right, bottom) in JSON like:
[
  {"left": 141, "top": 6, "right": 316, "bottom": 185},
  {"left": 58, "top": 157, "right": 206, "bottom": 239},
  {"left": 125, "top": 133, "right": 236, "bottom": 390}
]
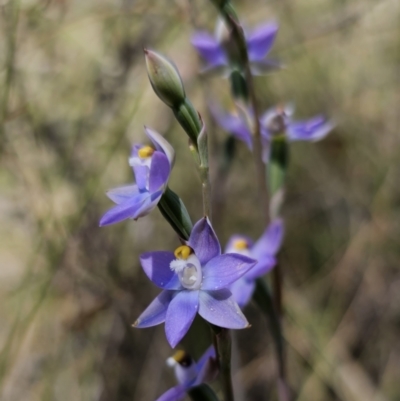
[{"left": 0, "top": 0, "right": 399, "bottom": 400}]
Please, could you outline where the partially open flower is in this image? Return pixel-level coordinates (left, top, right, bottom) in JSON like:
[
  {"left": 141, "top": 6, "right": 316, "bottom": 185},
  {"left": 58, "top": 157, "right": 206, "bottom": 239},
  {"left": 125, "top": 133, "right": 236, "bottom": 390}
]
[
  {"left": 157, "top": 347, "right": 217, "bottom": 401},
  {"left": 99, "top": 127, "right": 175, "bottom": 226},
  {"left": 260, "top": 104, "right": 335, "bottom": 141},
  {"left": 133, "top": 217, "right": 256, "bottom": 347},
  {"left": 211, "top": 103, "right": 335, "bottom": 162},
  {"left": 226, "top": 219, "right": 284, "bottom": 307}
]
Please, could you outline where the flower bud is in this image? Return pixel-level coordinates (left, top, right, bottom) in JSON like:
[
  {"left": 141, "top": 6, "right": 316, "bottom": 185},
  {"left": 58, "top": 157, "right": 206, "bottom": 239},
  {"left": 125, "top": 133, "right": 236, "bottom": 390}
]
[{"left": 144, "top": 49, "right": 186, "bottom": 108}]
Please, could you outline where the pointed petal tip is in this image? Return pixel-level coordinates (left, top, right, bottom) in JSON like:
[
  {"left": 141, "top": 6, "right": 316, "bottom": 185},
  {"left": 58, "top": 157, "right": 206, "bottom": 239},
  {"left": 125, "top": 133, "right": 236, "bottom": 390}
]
[
  {"left": 99, "top": 217, "right": 108, "bottom": 227},
  {"left": 168, "top": 338, "right": 179, "bottom": 348},
  {"left": 132, "top": 319, "right": 139, "bottom": 327}
]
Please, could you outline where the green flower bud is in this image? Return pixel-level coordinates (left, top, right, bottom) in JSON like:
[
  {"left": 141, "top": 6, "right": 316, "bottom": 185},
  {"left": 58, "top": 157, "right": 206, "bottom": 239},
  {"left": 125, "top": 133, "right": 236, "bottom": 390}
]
[{"left": 144, "top": 49, "right": 186, "bottom": 108}]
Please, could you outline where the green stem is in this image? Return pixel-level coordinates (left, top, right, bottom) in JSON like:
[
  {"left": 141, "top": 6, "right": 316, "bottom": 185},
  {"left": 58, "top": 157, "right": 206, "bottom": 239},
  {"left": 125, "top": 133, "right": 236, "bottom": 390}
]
[
  {"left": 208, "top": 1, "right": 289, "bottom": 399},
  {"left": 198, "top": 120, "right": 212, "bottom": 219},
  {"left": 211, "top": 325, "right": 234, "bottom": 401},
  {"left": 244, "top": 40, "right": 288, "bottom": 401},
  {"left": 197, "top": 113, "right": 233, "bottom": 401},
  {"left": 217, "top": 329, "right": 234, "bottom": 401},
  {"left": 199, "top": 164, "right": 211, "bottom": 219}
]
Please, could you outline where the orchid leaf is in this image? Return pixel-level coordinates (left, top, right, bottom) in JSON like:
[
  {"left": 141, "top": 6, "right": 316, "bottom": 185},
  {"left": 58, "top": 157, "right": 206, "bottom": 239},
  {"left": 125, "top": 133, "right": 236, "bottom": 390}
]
[
  {"left": 268, "top": 136, "right": 289, "bottom": 196},
  {"left": 189, "top": 384, "right": 220, "bottom": 401},
  {"left": 158, "top": 187, "right": 193, "bottom": 240}
]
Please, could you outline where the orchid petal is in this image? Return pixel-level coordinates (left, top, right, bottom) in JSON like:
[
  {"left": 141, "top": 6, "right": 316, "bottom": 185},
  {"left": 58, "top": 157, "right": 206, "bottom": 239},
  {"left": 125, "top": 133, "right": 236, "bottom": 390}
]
[
  {"left": 198, "top": 289, "right": 249, "bottom": 329},
  {"left": 155, "top": 384, "right": 186, "bottom": 401},
  {"left": 134, "top": 290, "right": 173, "bottom": 328},
  {"left": 251, "top": 219, "right": 284, "bottom": 259},
  {"left": 106, "top": 184, "right": 139, "bottom": 204},
  {"left": 165, "top": 290, "right": 199, "bottom": 348},
  {"left": 191, "top": 32, "right": 227, "bottom": 67},
  {"left": 195, "top": 346, "right": 217, "bottom": 385},
  {"left": 287, "top": 116, "right": 334, "bottom": 142},
  {"left": 99, "top": 192, "right": 150, "bottom": 226},
  {"left": 145, "top": 127, "right": 175, "bottom": 167},
  {"left": 211, "top": 107, "right": 252, "bottom": 149},
  {"left": 188, "top": 217, "right": 220, "bottom": 265},
  {"left": 140, "top": 251, "right": 181, "bottom": 289},
  {"left": 247, "top": 22, "right": 279, "bottom": 61},
  {"left": 133, "top": 164, "right": 149, "bottom": 192},
  {"left": 200, "top": 63, "right": 230, "bottom": 76},
  {"left": 245, "top": 255, "right": 277, "bottom": 281},
  {"left": 201, "top": 254, "right": 256, "bottom": 290},
  {"left": 130, "top": 144, "right": 148, "bottom": 191},
  {"left": 230, "top": 278, "right": 256, "bottom": 308},
  {"left": 149, "top": 151, "right": 170, "bottom": 193},
  {"left": 250, "top": 58, "right": 283, "bottom": 75},
  {"left": 131, "top": 190, "right": 162, "bottom": 219}
]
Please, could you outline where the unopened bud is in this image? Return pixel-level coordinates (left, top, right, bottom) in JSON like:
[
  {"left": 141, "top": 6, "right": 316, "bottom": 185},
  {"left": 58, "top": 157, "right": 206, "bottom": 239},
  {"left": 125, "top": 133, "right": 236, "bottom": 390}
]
[{"left": 144, "top": 49, "right": 186, "bottom": 108}]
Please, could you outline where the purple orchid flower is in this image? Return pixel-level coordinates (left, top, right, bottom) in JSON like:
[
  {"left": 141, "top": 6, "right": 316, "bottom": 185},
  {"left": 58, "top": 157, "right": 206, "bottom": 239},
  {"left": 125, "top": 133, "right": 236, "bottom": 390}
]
[
  {"left": 191, "top": 20, "right": 279, "bottom": 74},
  {"left": 133, "top": 217, "right": 256, "bottom": 347},
  {"left": 212, "top": 103, "right": 335, "bottom": 162},
  {"left": 99, "top": 127, "right": 175, "bottom": 226},
  {"left": 156, "top": 346, "right": 217, "bottom": 401},
  {"left": 225, "top": 219, "right": 284, "bottom": 308}
]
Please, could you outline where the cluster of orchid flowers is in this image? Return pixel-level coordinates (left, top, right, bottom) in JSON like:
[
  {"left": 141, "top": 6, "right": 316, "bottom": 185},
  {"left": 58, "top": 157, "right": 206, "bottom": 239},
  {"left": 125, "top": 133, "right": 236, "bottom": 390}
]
[
  {"left": 99, "top": 125, "right": 284, "bottom": 343},
  {"left": 100, "top": 8, "right": 333, "bottom": 401}
]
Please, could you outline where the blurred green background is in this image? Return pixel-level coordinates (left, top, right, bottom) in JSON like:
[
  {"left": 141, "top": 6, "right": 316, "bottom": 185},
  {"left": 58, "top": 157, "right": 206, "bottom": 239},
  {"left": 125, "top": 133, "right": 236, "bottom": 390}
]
[{"left": 1, "top": 0, "right": 399, "bottom": 400}]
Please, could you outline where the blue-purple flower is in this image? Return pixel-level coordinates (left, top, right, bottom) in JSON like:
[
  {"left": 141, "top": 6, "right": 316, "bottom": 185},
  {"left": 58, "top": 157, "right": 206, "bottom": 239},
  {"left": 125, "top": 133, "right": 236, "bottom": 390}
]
[
  {"left": 191, "top": 21, "right": 279, "bottom": 74},
  {"left": 156, "top": 347, "right": 217, "bottom": 401},
  {"left": 225, "top": 219, "right": 284, "bottom": 308},
  {"left": 212, "top": 104, "right": 335, "bottom": 161},
  {"left": 133, "top": 217, "right": 256, "bottom": 347},
  {"left": 99, "top": 127, "right": 175, "bottom": 226}
]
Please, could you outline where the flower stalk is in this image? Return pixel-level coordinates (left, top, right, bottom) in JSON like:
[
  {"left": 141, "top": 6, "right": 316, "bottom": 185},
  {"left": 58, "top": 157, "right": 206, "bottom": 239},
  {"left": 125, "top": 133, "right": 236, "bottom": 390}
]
[
  {"left": 197, "top": 105, "right": 234, "bottom": 401},
  {"left": 197, "top": 121, "right": 211, "bottom": 219},
  {"left": 207, "top": 1, "right": 289, "bottom": 399},
  {"left": 145, "top": 48, "right": 239, "bottom": 401},
  {"left": 212, "top": 325, "right": 234, "bottom": 401}
]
